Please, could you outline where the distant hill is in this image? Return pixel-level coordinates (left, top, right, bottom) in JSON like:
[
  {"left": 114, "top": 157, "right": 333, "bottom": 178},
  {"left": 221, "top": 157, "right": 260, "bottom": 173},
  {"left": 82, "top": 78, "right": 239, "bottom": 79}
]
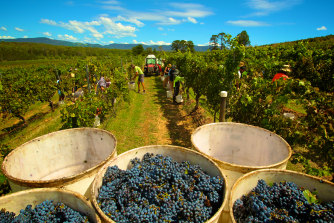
[{"left": 0, "top": 37, "right": 210, "bottom": 52}]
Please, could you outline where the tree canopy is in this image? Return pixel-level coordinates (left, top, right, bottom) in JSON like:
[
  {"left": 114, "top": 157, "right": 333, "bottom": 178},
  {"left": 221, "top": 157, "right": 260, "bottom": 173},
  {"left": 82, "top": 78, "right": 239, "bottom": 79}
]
[{"left": 171, "top": 40, "right": 195, "bottom": 53}]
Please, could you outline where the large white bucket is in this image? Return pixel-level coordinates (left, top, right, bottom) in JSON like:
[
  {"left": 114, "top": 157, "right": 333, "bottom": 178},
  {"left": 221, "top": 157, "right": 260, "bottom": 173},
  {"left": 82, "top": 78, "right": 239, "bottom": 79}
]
[
  {"left": 91, "top": 145, "right": 228, "bottom": 223},
  {"left": 230, "top": 169, "right": 334, "bottom": 223},
  {"left": 176, "top": 94, "right": 183, "bottom": 103},
  {"left": 1, "top": 128, "right": 117, "bottom": 199},
  {"left": 128, "top": 81, "right": 135, "bottom": 90},
  {"left": 0, "top": 188, "right": 101, "bottom": 222},
  {"left": 191, "top": 122, "right": 292, "bottom": 222}
]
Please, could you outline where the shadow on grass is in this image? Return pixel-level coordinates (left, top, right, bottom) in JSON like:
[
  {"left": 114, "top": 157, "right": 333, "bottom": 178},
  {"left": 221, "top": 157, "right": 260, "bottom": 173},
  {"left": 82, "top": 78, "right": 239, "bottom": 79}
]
[
  {"left": 150, "top": 76, "right": 193, "bottom": 148},
  {"left": 0, "top": 111, "right": 50, "bottom": 139}
]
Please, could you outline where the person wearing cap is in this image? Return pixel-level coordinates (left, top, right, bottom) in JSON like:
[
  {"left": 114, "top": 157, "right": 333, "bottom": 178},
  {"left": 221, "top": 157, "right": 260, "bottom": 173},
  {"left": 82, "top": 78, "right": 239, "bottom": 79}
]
[
  {"left": 168, "top": 65, "right": 179, "bottom": 93},
  {"left": 163, "top": 64, "right": 171, "bottom": 88},
  {"left": 272, "top": 65, "right": 290, "bottom": 82},
  {"left": 131, "top": 64, "right": 146, "bottom": 93}
]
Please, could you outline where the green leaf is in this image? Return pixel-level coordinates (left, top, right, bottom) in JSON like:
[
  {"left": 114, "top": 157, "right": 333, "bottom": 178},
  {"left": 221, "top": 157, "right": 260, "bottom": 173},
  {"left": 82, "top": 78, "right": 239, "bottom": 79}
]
[
  {"left": 303, "top": 189, "right": 319, "bottom": 204},
  {"left": 0, "top": 174, "right": 6, "bottom": 184}
]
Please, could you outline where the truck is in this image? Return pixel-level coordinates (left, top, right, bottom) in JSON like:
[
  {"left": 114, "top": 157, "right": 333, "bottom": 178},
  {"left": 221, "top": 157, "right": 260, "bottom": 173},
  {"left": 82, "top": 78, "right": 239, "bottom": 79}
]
[{"left": 144, "top": 54, "right": 161, "bottom": 76}]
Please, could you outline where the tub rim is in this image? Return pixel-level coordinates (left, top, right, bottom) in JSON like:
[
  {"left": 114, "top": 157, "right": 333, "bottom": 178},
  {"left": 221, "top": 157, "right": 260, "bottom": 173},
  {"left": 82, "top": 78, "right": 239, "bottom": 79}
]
[
  {"left": 91, "top": 145, "right": 228, "bottom": 223},
  {"left": 191, "top": 122, "right": 292, "bottom": 171},
  {"left": 1, "top": 128, "right": 117, "bottom": 187}
]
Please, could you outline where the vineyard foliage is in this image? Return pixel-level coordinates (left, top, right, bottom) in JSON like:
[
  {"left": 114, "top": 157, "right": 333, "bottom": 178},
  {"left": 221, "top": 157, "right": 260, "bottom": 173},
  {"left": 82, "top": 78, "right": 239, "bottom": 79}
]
[
  {"left": 166, "top": 37, "right": 333, "bottom": 175},
  {"left": 0, "top": 56, "right": 131, "bottom": 128},
  {"left": 0, "top": 36, "right": 333, "bottom": 178}
]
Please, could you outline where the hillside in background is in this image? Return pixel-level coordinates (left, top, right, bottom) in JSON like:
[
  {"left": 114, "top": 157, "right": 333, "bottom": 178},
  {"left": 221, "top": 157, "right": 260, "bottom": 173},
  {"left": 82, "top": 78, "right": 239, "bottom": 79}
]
[{"left": 0, "top": 37, "right": 210, "bottom": 52}]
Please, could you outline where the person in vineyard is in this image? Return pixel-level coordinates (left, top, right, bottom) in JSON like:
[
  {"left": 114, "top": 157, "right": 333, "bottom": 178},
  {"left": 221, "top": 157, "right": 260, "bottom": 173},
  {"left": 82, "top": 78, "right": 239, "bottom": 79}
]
[
  {"left": 131, "top": 64, "right": 146, "bottom": 93},
  {"left": 236, "top": 62, "right": 247, "bottom": 90},
  {"left": 272, "top": 65, "right": 290, "bottom": 82},
  {"left": 97, "top": 76, "right": 107, "bottom": 93},
  {"left": 173, "top": 71, "right": 184, "bottom": 104},
  {"left": 56, "top": 79, "right": 65, "bottom": 102},
  {"left": 69, "top": 68, "right": 78, "bottom": 96},
  {"left": 163, "top": 64, "right": 171, "bottom": 88},
  {"left": 168, "top": 65, "right": 179, "bottom": 93}
]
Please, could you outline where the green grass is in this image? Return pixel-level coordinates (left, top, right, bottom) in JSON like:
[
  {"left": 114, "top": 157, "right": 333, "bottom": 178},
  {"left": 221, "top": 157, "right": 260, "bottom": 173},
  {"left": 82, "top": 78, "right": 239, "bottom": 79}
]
[{"left": 100, "top": 76, "right": 170, "bottom": 154}]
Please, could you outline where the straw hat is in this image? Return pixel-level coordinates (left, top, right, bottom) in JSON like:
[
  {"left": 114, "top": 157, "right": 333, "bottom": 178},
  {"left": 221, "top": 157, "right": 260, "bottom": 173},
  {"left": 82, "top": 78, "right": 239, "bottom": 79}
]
[
  {"left": 239, "top": 61, "right": 245, "bottom": 67},
  {"left": 282, "top": 64, "right": 291, "bottom": 72}
]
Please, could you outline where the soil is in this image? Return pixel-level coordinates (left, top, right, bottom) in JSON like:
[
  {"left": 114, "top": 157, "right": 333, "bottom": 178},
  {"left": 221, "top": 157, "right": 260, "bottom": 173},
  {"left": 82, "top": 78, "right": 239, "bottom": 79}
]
[{"left": 148, "top": 76, "right": 212, "bottom": 148}]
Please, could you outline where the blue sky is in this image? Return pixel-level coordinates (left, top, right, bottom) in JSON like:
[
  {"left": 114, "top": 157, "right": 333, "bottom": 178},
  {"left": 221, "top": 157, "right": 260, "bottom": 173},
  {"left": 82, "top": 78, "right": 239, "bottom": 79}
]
[{"left": 0, "top": 0, "right": 332, "bottom": 46}]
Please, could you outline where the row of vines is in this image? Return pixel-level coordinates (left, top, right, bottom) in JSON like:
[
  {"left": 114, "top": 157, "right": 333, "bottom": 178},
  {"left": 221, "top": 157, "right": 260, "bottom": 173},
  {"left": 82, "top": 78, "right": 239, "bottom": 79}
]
[
  {"left": 0, "top": 55, "right": 144, "bottom": 128},
  {"left": 166, "top": 35, "right": 333, "bottom": 178}
]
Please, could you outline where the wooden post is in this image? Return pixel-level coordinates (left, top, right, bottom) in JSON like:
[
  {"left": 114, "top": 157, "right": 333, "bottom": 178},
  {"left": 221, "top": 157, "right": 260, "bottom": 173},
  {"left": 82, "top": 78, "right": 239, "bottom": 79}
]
[
  {"left": 86, "top": 64, "right": 90, "bottom": 93},
  {"left": 219, "top": 91, "right": 228, "bottom": 122}
]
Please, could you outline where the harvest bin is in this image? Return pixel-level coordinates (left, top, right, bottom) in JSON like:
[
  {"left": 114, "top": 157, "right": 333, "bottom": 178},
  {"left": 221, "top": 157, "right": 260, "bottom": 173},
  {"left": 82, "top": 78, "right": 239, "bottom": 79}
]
[
  {"left": 0, "top": 188, "right": 101, "bottom": 222},
  {"left": 1, "top": 128, "right": 117, "bottom": 199},
  {"left": 229, "top": 169, "right": 334, "bottom": 223},
  {"left": 191, "top": 122, "right": 292, "bottom": 222},
  {"left": 91, "top": 145, "right": 228, "bottom": 223}
]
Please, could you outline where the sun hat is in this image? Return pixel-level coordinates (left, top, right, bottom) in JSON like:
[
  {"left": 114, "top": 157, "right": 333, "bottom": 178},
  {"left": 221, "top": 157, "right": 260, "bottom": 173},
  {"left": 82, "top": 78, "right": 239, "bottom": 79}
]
[{"left": 282, "top": 64, "right": 291, "bottom": 72}]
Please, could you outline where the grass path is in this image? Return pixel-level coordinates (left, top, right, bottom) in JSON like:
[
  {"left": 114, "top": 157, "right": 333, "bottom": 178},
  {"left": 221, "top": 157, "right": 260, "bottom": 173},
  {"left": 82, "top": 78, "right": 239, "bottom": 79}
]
[{"left": 101, "top": 76, "right": 198, "bottom": 154}]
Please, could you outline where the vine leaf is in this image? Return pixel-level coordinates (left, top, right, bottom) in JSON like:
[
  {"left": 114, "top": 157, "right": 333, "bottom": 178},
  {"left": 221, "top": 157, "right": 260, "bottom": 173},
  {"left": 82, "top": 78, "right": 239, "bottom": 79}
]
[{"left": 303, "top": 189, "right": 319, "bottom": 204}]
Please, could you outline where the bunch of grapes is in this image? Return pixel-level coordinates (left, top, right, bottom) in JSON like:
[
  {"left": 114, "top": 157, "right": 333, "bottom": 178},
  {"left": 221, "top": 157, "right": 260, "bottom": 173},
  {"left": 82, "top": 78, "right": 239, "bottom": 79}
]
[
  {"left": 97, "top": 153, "right": 225, "bottom": 223},
  {"left": 0, "top": 200, "right": 92, "bottom": 223},
  {"left": 233, "top": 179, "right": 334, "bottom": 222}
]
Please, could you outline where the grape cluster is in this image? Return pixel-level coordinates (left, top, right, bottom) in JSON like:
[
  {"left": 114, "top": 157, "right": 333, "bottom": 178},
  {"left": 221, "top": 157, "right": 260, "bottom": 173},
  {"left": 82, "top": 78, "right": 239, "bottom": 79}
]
[
  {"left": 0, "top": 200, "right": 91, "bottom": 223},
  {"left": 233, "top": 179, "right": 334, "bottom": 222},
  {"left": 97, "top": 153, "right": 225, "bottom": 223}
]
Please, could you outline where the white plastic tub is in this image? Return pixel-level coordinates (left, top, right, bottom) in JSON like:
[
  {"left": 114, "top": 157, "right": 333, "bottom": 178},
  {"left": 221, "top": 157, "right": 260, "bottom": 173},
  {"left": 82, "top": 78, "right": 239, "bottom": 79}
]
[
  {"left": 176, "top": 94, "right": 183, "bottom": 103},
  {"left": 1, "top": 128, "right": 117, "bottom": 199},
  {"left": 0, "top": 188, "right": 101, "bottom": 222},
  {"left": 91, "top": 145, "right": 228, "bottom": 223},
  {"left": 230, "top": 169, "right": 334, "bottom": 223},
  {"left": 128, "top": 81, "right": 135, "bottom": 90},
  {"left": 191, "top": 122, "right": 292, "bottom": 222}
]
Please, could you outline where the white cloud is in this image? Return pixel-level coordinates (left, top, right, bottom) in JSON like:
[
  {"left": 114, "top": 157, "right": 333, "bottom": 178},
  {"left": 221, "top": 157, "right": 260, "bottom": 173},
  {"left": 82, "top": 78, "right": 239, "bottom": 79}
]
[
  {"left": 43, "top": 32, "right": 52, "bottom": 36},
  {"left": 58, "top": 34, "right": 78, "bottom": 41},
  {"left": 101, "top": 0, "right": 124, "bottom": 11},
  {"left": 100, "top": 16, "right": 137, "bottom": 38},
  {"left": 317, "top": 26, "right": 327, "bottom": 31},
  {"left": 41, "top": 19, "right": 57, "bottom": 26},
  {"left": 227, "top": 20, "right": 270, "bottom": 27},
  {"left": 99, "top": 2, "right": 212, "bottom": 26},
  {"left": 0, "top": 36, "right": 15, "bottom": 39},
  {"left": 41, "top": 16, "right": 137, "bottom": 39},
  {"left": 158, "top": 27, "right": 164, "bottom": 31},
  {"left": 133, "top": 40, "right": 138, "bottom": 44},
  {"left": 93, "top": 33, "right": 104, "bottom": 39},
  {"left": 137, "top": 40, "right": 171, "bottom": 45},
  {"left": 115, "top": 15, "right": 144, "bottom": 27},
  {"left": 198, "top": 42, "right": 210, "bottom": 46},
  {"left": 23, "top": 36, "right": 28, "bottom": 38},
  {"left": 109, "top": 40, "right": 115, "bottom": 44},
  {"left": 15, "top": 27, "right": 24, "bottom": 32},
  {"left": 187, "top": 17, "right": 198, "bottom": 24},
  {"left": 0, "top": 26, "right": 7, "bottom": 31},
  {"left": 167, "top": 3, "right": 213, "bottom": 18},
  {"left": 168, "top": 28, "right": 175, "bottom": 31},
  {"left": 157, "top": 17, "right": 181, "bottom": 25},
  {"left": 247, "top": 0, "right": 302, "bottom": 16}
]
